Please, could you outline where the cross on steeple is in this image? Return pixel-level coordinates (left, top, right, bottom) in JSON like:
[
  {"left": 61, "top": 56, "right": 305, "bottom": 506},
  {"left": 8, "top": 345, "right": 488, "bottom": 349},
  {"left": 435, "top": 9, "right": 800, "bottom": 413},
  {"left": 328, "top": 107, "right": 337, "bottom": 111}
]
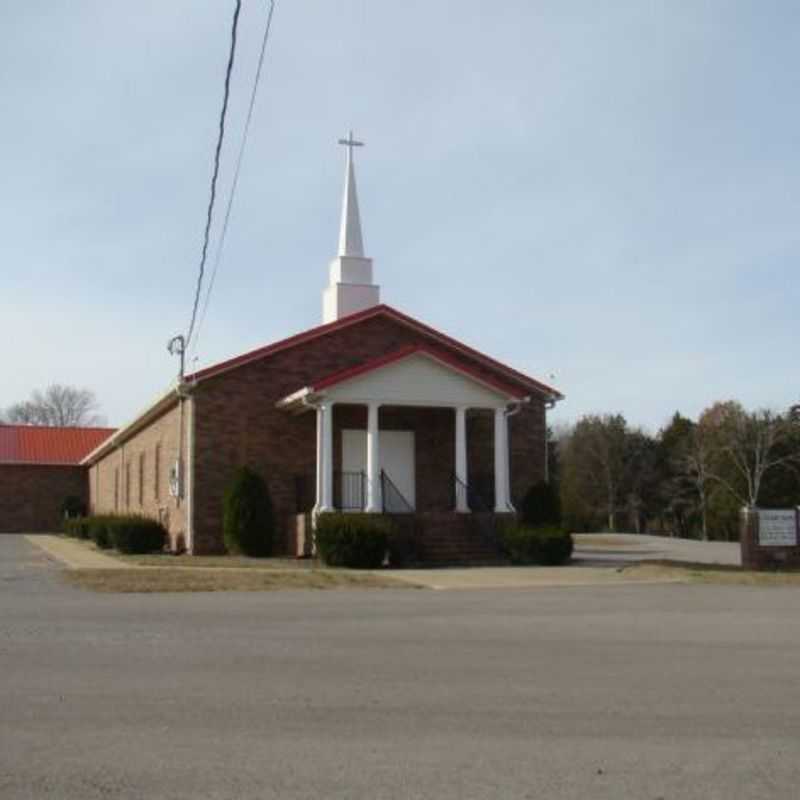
[{"left": 338, "top": 130, "right": 364, "bottom": 157}]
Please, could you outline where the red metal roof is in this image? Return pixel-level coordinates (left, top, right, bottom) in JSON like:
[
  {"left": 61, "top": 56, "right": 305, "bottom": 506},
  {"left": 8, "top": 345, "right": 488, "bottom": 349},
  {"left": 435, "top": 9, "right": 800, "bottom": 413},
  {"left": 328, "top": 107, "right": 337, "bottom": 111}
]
[
  {"left": 0, "top": 425, "right": 116, "bottom": 466},
  {"left": 188, "top": 304, "right": 563, "bottom": 400},
  {"left": 311, "top": 344, "right": 526, "bottom": 398}
]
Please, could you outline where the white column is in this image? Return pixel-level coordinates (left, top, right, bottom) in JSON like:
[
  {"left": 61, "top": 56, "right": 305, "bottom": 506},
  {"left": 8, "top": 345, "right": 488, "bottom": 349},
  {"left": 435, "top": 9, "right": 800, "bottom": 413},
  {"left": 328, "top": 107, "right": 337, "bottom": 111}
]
[
  {"left": 494, "top": 407, "right": 510, "bottom": 513},
  {"left": 454, "top": 406, "right": 469, "bottom": 512},
  {"left": 315, "top": 402, "right": 334, "bottom": 513},
  {"left": 365, "top": 403, "right": 382, "bottom": 512}
]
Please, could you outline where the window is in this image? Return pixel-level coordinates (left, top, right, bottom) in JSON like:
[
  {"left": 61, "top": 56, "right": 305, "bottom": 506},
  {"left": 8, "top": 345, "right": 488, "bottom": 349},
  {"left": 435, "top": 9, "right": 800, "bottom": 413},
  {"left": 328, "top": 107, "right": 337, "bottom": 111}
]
[
  {"left": 138, "top": 452, "right": 145, "bottom": 507},
  {"left": 114, "top": 468, "right": 119, "bottom": 511},
  {"left": 125, "top": 462, "right": 131, "bottom": 508},
  {"left": 154, "top": 443, "right": 161, "bottom": 501}
]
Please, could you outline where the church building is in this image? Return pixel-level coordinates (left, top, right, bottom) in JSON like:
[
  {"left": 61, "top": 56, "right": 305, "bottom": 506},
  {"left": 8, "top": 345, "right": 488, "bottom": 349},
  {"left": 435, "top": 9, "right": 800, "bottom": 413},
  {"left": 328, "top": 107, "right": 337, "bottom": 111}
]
[{"left": 83, "top": 137, "right": 563, "bottom": 559}]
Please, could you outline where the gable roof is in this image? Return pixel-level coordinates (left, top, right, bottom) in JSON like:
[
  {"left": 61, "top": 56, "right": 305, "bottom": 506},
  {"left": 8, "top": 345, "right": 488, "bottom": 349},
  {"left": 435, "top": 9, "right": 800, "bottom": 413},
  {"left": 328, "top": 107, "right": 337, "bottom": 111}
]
[
  {"left": 189, "top": 304, "right": 563, "bottom": 400},
  {"left": 0, "top": 425, "right": 115, "bottom": 466},
  {"left": 84, "top": 305, "right": 563, "bottom": 465}
]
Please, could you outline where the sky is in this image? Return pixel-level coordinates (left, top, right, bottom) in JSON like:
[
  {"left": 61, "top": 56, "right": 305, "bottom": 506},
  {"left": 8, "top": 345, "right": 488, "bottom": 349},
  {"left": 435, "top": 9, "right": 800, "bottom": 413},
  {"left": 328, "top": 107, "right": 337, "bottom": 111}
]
[{"left": 1, "top": 1, "right": 798, "bottom": 433}]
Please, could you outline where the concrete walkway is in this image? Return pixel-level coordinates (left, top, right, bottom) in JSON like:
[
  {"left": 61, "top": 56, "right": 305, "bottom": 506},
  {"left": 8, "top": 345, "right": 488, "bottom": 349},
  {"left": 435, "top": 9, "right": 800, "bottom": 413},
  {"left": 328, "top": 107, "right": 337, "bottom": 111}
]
[{"left": 25, "top": 534, "right": 128, "bottom": 569}]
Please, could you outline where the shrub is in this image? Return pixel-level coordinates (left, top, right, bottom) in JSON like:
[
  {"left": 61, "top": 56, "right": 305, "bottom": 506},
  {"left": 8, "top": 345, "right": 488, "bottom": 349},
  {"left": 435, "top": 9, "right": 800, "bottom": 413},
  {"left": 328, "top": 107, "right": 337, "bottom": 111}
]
[
  {"left": 314, "top": 513, "right": 390, "bottom": 569},
  {"left": 519, "top": 482, "right": 561, "bottom": 527},
  {"left": 223, "top": 467, "right": 275, "bottom": 556},
  {"left": 500, "top": 524, "right": 573, "bottom": 566},
  {"left": 61, "top": 495, "right": 86, "bottom": 519},
  {"left": 64, "top": 517, "right": 91, "bottom": 539},
  {"left": 109, "top": 516, "right": 167, "bottom": 554},
  {"left": 88, "top": 516, "right": 112, "bottom": 549}
]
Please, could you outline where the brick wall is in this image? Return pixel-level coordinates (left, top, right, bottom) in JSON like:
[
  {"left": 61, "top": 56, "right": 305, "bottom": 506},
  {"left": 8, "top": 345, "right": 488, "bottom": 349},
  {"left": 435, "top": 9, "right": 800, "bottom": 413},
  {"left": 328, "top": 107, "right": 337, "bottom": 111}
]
[
  {"left": 0, "top": 464, "right": 87, "bottom": 533},
  {"left": 191, "top": 314, "right": 548, "bottom": 554},
  {"left": 88, "top": 402, "right": 190, "bottom": 551},
  {"left": 740, "top": 507, "right": 800, "bottom": 570}
]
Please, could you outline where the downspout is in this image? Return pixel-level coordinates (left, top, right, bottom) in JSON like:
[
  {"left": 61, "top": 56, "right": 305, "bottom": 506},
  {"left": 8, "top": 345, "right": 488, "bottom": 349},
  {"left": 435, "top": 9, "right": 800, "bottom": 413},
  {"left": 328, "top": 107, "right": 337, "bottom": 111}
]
[
  {"left": 175, "top": 379, "right": 195, "bottom": 553},
  {"left": 302, "top": 394, "right": 324, "bottom": 518},
  {"left": 504, "top": 396, "right": 531, "bottom": 512}
]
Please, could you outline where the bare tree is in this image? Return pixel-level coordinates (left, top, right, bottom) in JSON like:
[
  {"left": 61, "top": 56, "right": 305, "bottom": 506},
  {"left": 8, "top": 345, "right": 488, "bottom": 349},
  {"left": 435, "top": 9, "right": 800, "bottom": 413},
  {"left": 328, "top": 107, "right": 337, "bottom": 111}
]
[
  {"left": 683, "top": 425, "right": 715, "bottom": 540},
  {"left": 4, "top": 385, "right": 104, "bottom": 427},
  {"left": 705, "top": 405, "right": 798, "bottom": 508},
  {"left": 563, "top": 414, "right": 629, "bottom": 531}
]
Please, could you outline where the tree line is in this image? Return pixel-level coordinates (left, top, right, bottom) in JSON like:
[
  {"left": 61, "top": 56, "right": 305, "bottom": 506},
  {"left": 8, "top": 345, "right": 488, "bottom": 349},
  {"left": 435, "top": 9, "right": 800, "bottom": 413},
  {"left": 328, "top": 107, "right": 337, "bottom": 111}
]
[
  {"left": 1, "top": 385, "right": 104, "bottom": 427},
  {"left": 553, "top": 402, "right": 800, "bottom": 540}
]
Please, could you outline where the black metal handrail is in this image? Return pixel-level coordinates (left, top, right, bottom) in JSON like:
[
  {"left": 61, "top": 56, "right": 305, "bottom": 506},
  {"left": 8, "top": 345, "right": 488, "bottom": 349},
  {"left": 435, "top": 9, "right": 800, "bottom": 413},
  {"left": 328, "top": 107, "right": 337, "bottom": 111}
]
[
  {"left": 381, "top": 469, "right": 414, "bottom": 513},
  {"left": 453, "top": 473, "right": 491, "bottom": 512},
  {"left": 335, "top": 470, "right": 366, "bottom": 511}
]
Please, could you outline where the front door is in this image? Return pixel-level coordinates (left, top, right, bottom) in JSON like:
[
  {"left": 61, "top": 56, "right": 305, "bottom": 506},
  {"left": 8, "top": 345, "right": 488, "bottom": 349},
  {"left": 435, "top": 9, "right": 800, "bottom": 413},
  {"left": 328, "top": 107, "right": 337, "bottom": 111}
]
[{"left": 342, "top": 429, "right": 416, "bottom": 510}]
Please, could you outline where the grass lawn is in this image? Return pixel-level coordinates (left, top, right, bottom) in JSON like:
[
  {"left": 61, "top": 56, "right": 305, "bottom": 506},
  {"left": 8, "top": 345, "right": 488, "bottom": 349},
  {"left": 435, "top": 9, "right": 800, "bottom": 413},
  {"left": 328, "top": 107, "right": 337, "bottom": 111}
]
[
  {"left": 623, "top": 560, "right": 800, "bottom": 586},
  {"left": 63, "top": 567, "right": 420, "bottom": 593},
  {"left": 120, "top": 553, "right": 320, "bottom": 569}
]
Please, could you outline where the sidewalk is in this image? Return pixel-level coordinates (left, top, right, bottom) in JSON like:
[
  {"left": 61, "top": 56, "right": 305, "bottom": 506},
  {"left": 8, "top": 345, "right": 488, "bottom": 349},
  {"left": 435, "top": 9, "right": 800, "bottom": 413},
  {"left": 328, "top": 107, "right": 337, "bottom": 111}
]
[{"left": 26, "top": 535, "right": 128, "bottom": 569}]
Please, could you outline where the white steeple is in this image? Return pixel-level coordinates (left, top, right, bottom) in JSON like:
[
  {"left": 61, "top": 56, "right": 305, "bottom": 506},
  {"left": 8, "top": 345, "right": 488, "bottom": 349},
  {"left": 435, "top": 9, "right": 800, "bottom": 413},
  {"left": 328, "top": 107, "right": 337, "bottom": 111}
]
[
  {"left": 338, "top": 141, "right": 364, "bottom": 257},
  {"left": 323, "top": 131, "right": 380, "bottom": 323}
]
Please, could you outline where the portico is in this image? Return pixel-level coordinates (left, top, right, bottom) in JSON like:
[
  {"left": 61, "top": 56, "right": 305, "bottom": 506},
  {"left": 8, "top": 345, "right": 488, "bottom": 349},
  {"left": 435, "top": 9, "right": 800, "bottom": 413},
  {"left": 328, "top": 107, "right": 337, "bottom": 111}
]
[{"left": 277, "top": 346, "right": 523, "bottom": 516}]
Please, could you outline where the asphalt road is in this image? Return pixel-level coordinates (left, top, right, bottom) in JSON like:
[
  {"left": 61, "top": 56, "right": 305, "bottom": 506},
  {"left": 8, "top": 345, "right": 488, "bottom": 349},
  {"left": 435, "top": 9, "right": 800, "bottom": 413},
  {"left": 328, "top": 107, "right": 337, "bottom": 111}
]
[{"left": 2, "top": 535, "right": 799, "bottom": 800}]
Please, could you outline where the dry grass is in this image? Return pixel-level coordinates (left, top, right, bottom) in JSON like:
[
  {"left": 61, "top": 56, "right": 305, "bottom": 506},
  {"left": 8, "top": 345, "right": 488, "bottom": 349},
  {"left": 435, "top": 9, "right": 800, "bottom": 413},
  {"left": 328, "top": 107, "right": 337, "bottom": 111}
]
[
  {"left": 120, "top": 553, "right": 317, "bottom": 569},
  {"left": 63, "top": 567, "right": 420, "bottom": 593},
  {"left": 622, "top": 560, "right": 800, "bottom": 586},
  {"left": 573, "top": 534, "right": 645, "bottom": 548}
]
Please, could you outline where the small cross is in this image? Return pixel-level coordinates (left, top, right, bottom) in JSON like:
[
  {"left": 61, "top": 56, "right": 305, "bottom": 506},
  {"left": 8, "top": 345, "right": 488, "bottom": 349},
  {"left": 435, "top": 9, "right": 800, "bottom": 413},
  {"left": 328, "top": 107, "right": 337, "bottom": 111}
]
[{"left": 338, "top": 130, "right": 364, "bottom": 158}]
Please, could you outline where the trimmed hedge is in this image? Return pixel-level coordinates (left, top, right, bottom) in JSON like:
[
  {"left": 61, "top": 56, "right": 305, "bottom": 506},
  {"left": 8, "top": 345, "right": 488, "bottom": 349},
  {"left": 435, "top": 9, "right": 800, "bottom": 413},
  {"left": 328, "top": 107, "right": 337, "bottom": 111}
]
[
  {"left": 223, "top": 467, "right": 275, "bottom": 557},
  {"left": 65, "top": 514, "right": 166, "bottom": 554},
  {"left": 500, "top": 524, "right": 573, "bottom": 566},
  {"left": 64, "top": 517, "right": 91, "bottom": 539},
  {"left": 109, "top": 516, "right": 167, "bottom": 554},
  {"left": 88, "top": 516, "right": 112, "bottom": 549},
  {"left": 314, "top": 513, "right": 391, "bottom": 569}
]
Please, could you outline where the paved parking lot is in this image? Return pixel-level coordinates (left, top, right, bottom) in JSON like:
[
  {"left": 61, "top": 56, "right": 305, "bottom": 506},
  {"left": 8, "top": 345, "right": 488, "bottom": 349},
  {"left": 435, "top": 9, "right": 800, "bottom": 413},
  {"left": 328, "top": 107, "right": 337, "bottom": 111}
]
[{"left": 2, "top": 534, "right": 798, "bottom": 800}]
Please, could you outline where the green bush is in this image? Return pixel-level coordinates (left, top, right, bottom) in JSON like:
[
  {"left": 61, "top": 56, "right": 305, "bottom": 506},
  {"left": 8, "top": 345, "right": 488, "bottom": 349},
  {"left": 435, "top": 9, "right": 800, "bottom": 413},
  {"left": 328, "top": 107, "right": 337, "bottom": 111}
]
[
  {"left": 61, "top": 495, "right": 86, "bottom": 519},
  {"left": 519, "top": 482, "right": 561, "bottom": 527},
  {"left": 109, "top": 516, "right": 167, "bottom": 554},
  {"left": 500, "top": 524, "right": 573, "bottom": 566},
  {"left": 223, "top": 467, "right": 275, "bottom": 556},
  {"left": 88, "top": 516, "right": 112, "bottom": 549},
  {"left": 64, "top": 517, "right": 91, "bottom": 539},
  {"left": 314, "top": 513, "right": 390, "bottom": 568}
]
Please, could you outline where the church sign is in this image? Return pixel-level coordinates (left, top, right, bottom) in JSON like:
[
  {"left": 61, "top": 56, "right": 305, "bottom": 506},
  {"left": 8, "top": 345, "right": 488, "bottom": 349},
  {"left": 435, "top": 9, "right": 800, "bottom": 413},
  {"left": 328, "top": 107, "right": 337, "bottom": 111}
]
[{"left": 757, "top": 509, "right": 798, "bottom": 547}]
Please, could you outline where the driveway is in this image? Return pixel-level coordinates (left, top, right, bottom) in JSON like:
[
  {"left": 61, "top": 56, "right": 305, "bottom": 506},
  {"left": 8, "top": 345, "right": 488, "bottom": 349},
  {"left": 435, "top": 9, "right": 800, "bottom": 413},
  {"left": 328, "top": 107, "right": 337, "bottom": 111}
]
[
  {"left": 573, "top": 533, "right": 741, "bottom": 566},
  {"left": 2, "top": 534, "right": 798, "bottom": 800}
]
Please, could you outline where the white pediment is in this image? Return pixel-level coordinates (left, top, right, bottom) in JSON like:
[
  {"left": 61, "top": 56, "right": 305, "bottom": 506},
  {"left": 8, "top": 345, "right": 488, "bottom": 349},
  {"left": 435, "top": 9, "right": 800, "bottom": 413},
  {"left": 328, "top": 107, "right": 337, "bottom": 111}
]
[{"left": 323, "top": 353, "right": 512, "bottom": 409}]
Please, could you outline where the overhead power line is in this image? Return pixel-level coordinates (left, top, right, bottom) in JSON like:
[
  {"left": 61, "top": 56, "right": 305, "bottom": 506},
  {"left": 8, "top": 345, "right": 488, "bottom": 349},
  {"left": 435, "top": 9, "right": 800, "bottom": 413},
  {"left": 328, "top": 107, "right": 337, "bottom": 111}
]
[
  {"left": 185, "top": 0, "right": 243, "bottom": 352},
  {"left": 191, "top": 0, "right": 278, "bottom": 362}
]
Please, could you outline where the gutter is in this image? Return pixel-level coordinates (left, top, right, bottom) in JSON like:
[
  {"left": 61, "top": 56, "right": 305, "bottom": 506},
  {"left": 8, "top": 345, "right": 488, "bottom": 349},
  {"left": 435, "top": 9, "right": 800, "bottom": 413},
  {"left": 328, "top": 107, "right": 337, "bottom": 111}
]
[{"left": 81, "top": 384, "right": 182, "bottom": 466}]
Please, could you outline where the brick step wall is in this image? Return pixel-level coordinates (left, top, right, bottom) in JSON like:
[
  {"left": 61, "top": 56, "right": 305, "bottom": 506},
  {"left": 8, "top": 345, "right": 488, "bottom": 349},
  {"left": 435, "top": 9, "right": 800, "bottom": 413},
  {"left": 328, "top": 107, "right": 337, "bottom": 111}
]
[{"left": 407, "top": 511, "right": 511, "bottom": 565}]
